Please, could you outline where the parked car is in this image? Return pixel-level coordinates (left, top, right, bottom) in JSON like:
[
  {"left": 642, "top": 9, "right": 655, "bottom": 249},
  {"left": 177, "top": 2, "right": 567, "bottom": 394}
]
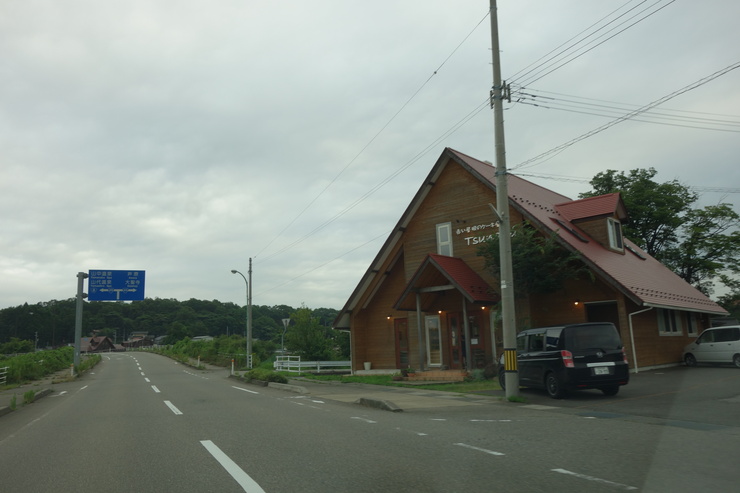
[
  {"left": 683, "top": 326, "right": 740, "bottom": 368},
  {"left": 499, "top": 322, "right": 630, "bottom": 399}
]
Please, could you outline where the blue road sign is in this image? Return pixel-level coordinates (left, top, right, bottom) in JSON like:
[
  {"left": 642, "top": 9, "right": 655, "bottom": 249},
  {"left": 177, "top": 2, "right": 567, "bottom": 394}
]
[{"left": 88, "top": 270, "right": 146, "bottom": 301}]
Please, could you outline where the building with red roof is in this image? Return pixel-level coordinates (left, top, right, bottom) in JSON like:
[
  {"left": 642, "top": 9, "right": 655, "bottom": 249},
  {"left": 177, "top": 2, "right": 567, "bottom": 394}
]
[{"left": 333, "top": 148, "right": 726, "bottom": 374}]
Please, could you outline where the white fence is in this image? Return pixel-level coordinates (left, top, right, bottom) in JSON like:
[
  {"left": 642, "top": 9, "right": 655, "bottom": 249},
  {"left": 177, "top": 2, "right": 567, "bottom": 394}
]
[
  {"left": 273, "top": 356, "right": 351, "bottom": 373},
  {"left": 0, "top": 366, "right": 8, "bottom": 386}
]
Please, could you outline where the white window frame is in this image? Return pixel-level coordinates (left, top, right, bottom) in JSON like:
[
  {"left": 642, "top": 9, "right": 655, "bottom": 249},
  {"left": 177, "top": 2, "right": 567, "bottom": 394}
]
[
  {"left": 436, "top": 222, "right": 453, "bottom": 256},
  {"left": 607, "top": 217, "right": 624, "bottom": 251},
  {"left": 657, "top": 308, "right": 683, "bottom": 336}
]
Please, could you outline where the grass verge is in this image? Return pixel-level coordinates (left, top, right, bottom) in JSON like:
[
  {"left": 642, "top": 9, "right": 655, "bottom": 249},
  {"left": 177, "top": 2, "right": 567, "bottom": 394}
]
[{"left": 296, "top": 373, "right": 502, "bottom": 393}]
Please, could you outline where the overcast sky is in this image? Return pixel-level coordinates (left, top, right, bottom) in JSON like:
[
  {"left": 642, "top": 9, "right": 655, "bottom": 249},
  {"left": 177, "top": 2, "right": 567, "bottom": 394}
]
[{"left": 1, "top": 0, "right": 738, "bottom": 311}]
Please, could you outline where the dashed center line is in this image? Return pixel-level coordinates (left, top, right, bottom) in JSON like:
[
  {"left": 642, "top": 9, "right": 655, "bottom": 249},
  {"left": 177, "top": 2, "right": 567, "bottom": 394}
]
[{"left": 151, "top": 385, "right": 161, "bottom": 393}]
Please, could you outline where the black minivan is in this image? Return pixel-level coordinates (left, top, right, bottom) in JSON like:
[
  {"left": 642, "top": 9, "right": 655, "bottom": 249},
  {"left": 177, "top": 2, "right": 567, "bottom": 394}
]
[{"left": 499, "top": 322, "right": 630, "bottom": 398}]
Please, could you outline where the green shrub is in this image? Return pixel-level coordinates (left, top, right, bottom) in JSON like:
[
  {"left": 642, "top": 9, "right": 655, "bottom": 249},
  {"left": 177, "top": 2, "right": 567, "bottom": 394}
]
[
  {"left": 3, "top": 347, "right": 73, "bottom": 385},
  {"left": 23, "top": 390, "right": 35, "bottom": 405},
  {"left": 244, "top": 368, "right": 288, "bottom": 384},
  {"left": 466, "top": 369, "right": 487, "bottom": 382}
]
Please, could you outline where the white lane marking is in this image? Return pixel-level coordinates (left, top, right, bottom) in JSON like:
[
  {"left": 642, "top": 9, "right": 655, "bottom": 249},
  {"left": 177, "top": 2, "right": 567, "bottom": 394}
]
[
  {"left": 201, "top": 440, "right": 266, "bottom": 493},
  {"left": 164, "top": 400, "right": 183, "bottom": 415},
  {"left": 140, "top": 372, "right": 145, "bottom": 376},
  {"left": 145, "top": 377, "right": 151, "bottom": 383},
  {"left": 454, "top": 443, "right": 504, "bottom": 456},
  {"left": 138, "top": 367, "right": 142, "bottom": 370},
  {"left": 470, "top": 419, "right": 512, "bottom": 422},
  {"left": 551, "top": 468, "right": 637, "bottom": 491},
  {"left": 351, "top": 417, "right": 377, "bottom": 424},
  {"left": 232, "top": 386, "right": 259, "bottom": 394},
  {"left": 77, "top": 386, "right": 88, "bottom": 392},
  {"left": 51, "top": 391, "right": 68, "bottom": 397},
  {"left": 430, "top": 418, "right": 447, "bottom": 421},
  {"left": 151, "top": 385, "right": 161, "bottom": 393}
]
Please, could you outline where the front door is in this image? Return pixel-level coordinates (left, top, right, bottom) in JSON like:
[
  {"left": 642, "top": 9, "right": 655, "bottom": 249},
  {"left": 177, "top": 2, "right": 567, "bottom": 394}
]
[
  {"left": 425, "top": 315, "right": 442, "bottom": 367},
  {"left": 395, "top": 318, "right": 409, "bottom": 369},
  {"left": 467, "top": 312, "right": 486, "bottom": 368}
]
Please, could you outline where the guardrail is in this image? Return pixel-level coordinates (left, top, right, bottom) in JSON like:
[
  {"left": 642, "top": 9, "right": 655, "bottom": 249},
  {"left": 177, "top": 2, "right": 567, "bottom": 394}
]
[
  {"left": 273, "top": 356, "right": 351, "bottom": 373},
  {"left": 0, "top": 366, "right": 8, "bottom": 386}
]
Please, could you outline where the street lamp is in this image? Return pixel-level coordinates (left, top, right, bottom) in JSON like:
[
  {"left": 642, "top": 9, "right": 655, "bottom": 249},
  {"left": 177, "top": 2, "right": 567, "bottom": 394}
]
[{"left": 231, "top": 260, "right": 252, "bottom": 369}]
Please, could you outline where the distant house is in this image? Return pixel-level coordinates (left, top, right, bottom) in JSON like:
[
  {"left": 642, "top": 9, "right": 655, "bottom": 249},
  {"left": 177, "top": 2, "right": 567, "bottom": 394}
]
[
  {"left": 122, "top": 332, "right": 153, "bottom": 349},
  {"left": 80, "top": 336, "right": 116, "bottom": 353},
  {"left": 333, "top": 148, "right": 727, "bottom": 373}
]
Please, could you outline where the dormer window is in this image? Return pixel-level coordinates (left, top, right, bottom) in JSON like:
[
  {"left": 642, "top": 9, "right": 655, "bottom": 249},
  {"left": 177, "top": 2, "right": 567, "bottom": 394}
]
[{"left": 607, "top": 218, "right": 624, "bottom": 251}]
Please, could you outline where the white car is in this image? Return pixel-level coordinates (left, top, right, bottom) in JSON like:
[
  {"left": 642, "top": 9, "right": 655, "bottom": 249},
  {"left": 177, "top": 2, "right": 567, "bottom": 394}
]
[{"left": 683, "top": 326, "right": 740, "bottom": 368}]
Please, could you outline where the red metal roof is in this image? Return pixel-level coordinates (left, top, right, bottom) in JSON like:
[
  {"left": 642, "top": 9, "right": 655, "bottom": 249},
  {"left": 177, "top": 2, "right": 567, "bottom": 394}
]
[
  {"left": 394, "top": 253, "right": 498, "bottom": 311},
  {"left": 555, "top": 193, "right": 627, "bottom": 222},
  {"left": 448, "top": 148, "right": 726, "bottom": 315}
]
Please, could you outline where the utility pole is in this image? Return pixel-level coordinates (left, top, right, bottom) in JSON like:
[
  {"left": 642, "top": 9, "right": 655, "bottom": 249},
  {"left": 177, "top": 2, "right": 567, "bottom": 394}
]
[
  {"left": 73, "top": 271, "right": 88, "bottom": 370},
  {"left": 489, "top": 0, "right": 519, "bottom": 399},
  {"left": 247, "top": 257, "right": 253, "bottom": 369}
]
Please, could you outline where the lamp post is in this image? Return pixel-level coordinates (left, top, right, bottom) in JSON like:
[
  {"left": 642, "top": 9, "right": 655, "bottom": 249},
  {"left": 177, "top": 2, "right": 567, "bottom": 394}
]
[{"left": 231, "top": 260, "right": 252, "bottom": 369}]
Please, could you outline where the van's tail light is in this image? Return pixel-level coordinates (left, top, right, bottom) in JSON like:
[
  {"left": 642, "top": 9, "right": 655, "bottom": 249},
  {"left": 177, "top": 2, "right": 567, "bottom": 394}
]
[
  {"left": 561, "top": 350, "right": 574, "bottom": 368},
  {"left": 622, "top": 348, "right": 629, "bottom": 364}
]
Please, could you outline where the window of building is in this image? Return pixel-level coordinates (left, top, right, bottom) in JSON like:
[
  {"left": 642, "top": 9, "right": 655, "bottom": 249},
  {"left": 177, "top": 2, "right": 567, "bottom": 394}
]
[
  {"left": 607, "top": 218, "right": 624, "bottom": 251},
  {"left": 685, "top": 312, "right": 698, "bottom": 337},
  {"left": 436, "top": 222, "right": 453, "bottom": 256},
  {"left": 657, "top": 308, "right": 682, "bottom": 335}
]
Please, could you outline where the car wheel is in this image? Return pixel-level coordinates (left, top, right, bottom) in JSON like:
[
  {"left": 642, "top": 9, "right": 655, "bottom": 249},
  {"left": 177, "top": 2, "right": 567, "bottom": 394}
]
[
  {"left": 545, "top": 373, "right": 566, "bottom": 399},
  {"left": 498, "top": 369, "right": 506, "bottom": 390},
  {"left": 684, "top": 353, "right": 697, "bottom": 367},
  {"left": 601, "top": 385, "right": 619, "bottom": 396},
  {"left": 733, "top": 354, "right": 740, "bottom": 369}
]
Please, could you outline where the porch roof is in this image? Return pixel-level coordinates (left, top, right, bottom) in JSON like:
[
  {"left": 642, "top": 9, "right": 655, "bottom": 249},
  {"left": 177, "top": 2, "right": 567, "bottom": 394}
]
[{"left": 394, "top": 254, "right": 498, "bottom": 311}]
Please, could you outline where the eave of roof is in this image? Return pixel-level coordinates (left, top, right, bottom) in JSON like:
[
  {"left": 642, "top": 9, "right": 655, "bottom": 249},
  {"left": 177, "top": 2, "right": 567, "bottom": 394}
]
[{"left": 394, "top": 254, "right": 498, "bottom": 311}]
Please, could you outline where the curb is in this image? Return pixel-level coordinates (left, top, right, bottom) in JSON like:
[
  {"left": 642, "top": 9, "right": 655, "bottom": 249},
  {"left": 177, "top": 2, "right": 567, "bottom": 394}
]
[
  {"left": 354, "top": 397, "right": 403, "bottom": 412},
  {"left": 268, "top": 382, "right": 308, "bottom": 394},
  {"left": 0, "top": 387, "right": 54, "bottom": 418}
]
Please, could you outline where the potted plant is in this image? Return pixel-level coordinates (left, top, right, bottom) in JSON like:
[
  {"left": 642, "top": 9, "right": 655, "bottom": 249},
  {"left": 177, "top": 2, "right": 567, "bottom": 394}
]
[{"left": 401, "top": 367, "right": 416, "bottom": 378}]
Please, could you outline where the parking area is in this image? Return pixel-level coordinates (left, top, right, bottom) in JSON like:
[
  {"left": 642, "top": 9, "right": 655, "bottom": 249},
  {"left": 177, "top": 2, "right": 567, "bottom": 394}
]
[{"left": 506, "top": 365, "right": 740, "bottom": 428}]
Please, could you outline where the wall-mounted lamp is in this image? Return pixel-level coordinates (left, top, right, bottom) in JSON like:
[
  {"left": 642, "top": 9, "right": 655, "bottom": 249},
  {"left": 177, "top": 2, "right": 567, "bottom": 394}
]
[
  {"left": 574, "top": 300, "right": 581, "bottom": 306},
  {"left": 386, "top": 315, "right": 392, "bottom": 320},
  {"left": 438, "top": 310, "right": 442, "bottom": 314}
]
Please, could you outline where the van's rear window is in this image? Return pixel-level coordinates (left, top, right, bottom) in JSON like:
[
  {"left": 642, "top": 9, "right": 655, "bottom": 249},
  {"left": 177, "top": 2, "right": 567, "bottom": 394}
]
[{"left": 563, "top": 325, "right": 621, "bottom": 350}]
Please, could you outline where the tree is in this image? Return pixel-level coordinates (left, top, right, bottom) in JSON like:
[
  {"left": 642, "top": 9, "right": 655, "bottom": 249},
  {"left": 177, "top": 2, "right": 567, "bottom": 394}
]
[
  {"left": 285, "top": 305, "right": 333, "bottom": 361},
  {"left": 581, "top": 168, "right": 696, "bottom": 257},
  {"left": 581, "top": 168, "right": 740, "bottom": 295},
  {"left": 661, "top": 204, "right": 740, "bottom": 294},
  {"left": 477, "top": 221, "right": 591, "bottom": 299}
]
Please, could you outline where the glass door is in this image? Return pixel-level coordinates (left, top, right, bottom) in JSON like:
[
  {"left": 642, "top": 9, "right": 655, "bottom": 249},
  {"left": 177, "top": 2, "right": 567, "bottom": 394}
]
[{"left": 425, "top": 315, "right": 442, "bottom": 367}]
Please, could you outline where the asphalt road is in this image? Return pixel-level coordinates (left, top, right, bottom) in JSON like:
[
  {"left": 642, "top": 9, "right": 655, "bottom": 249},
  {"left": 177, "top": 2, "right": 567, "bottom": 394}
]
[{"left": 1, "top": 353, "right": 738, "bottom": 492}]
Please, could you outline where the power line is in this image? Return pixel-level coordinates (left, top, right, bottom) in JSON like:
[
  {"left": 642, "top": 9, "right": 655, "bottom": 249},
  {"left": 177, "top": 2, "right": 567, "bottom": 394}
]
[
  {"left": 254, "top": 10, "right": 491, "bottom": 261},
  {"left": 512, "top": 91, "right": 740, "bottom": 133},
  {"left": 512, "top": 1, "right": 676, "bottom": 88},
  {"left": 515, "top": 172, "right": 740, "bottom": 194},
  {"left": 512, "top": 61, "right": 740, "bottom": 170}
]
